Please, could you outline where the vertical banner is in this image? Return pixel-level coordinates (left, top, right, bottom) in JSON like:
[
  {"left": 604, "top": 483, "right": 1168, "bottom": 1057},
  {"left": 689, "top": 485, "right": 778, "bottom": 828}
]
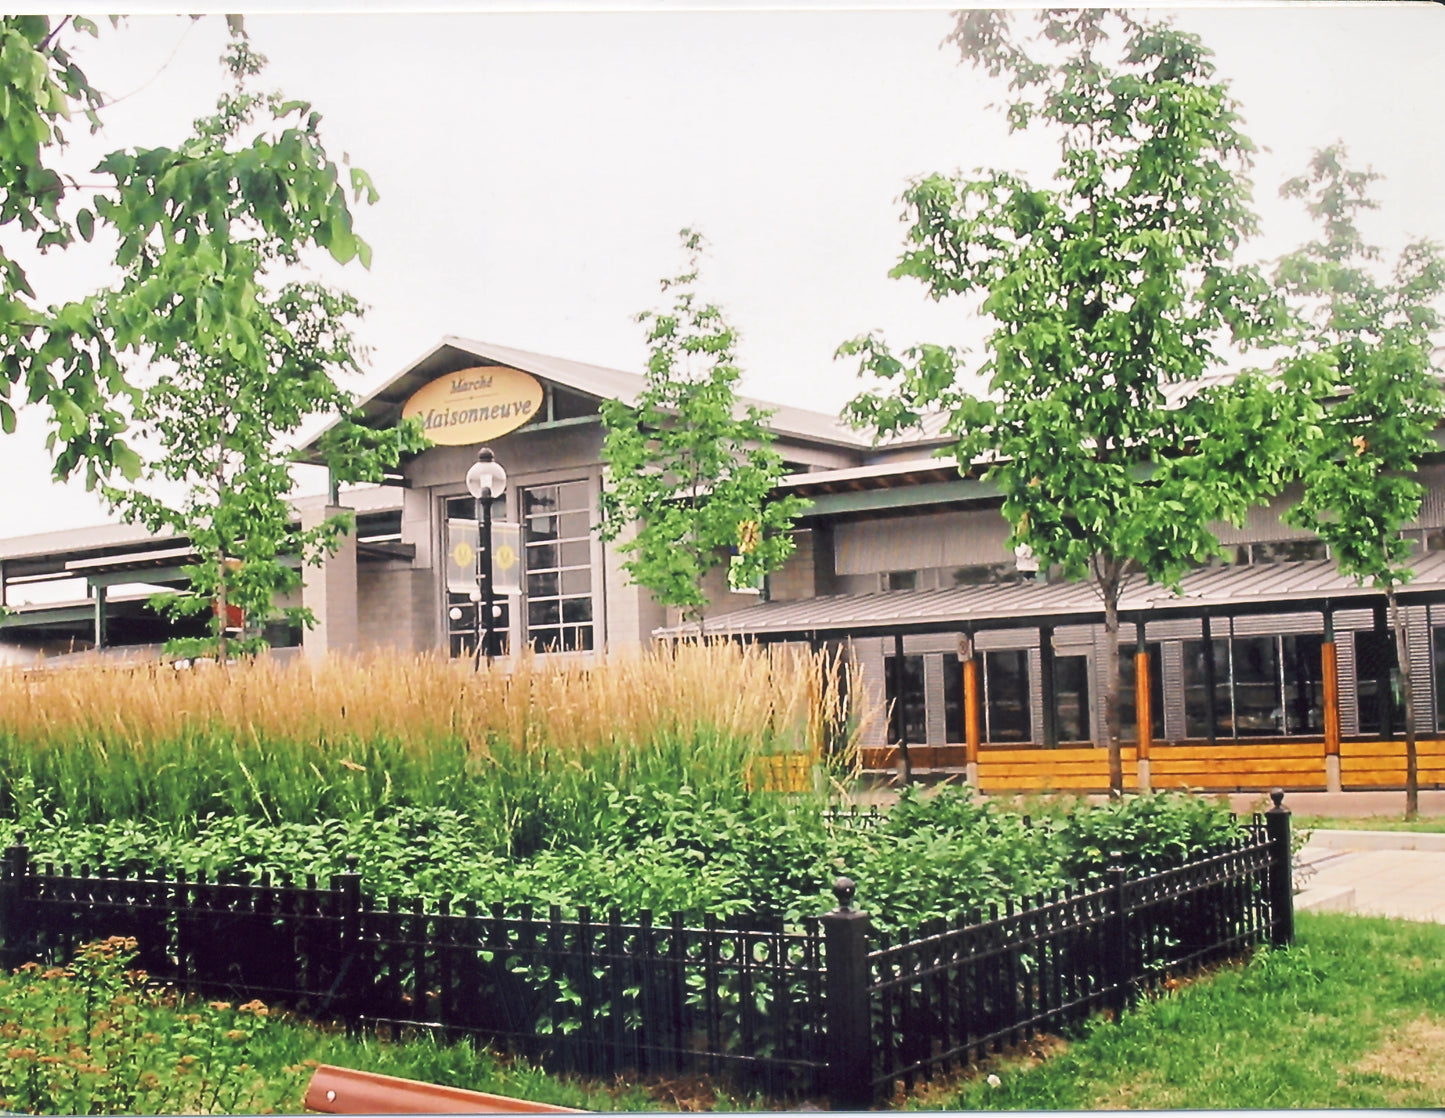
[{"left": 446, "top": 519, "right": 521, "bottom": 596}]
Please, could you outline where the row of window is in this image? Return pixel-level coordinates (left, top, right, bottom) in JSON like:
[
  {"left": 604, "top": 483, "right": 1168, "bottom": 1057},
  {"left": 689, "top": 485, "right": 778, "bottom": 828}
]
[
  {"left": 878, "top": 532, "right": 1445, "bottom": 595},
  {"left": 884, "top": 628, "right": 1414, "bottom": 745}
]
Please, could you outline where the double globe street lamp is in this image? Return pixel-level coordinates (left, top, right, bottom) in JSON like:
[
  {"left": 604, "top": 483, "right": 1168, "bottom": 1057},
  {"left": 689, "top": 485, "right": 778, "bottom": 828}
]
[{"left": 465, "top": 447, "right": 507, "bottom": 667}]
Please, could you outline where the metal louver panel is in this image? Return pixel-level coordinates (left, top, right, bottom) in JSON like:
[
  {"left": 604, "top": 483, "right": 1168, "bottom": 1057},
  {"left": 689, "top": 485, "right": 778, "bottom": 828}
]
[
  {"left": 1338, "top": 633, "right": 1359, "bottom": 737},
  {"left": 1408, "top": 604, "right": 1433, "bottom": 733},
  {"left": 924, "top": 653, "right": 946, "bottom": 746},
  {"left": 1162, "top": 639, "right": 1187, "bottom": 742},
  {"left": 1028, "top": 647, "right": 1043, "bottom": 745},
  {"left": 1232, "top": 611, "right": 1322, "bottom": 637}
]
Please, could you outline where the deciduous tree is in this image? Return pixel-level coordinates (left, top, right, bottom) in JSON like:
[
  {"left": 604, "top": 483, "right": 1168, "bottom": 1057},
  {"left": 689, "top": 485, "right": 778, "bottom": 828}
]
[
  {"left": 1278, "top": 145, "right": 1445, "bottom": 819},
  {"left": 0, "top": 15, "right": 133, "bottom": 482},
  {"left": 843, "top": 9, "right": 1296, "bottom": 794},
  {"left": 100, "top": 34, "right": 426, "bottom": 659},
  {"left": 600, "top": 229, "right": 807, "bottom": 628}
]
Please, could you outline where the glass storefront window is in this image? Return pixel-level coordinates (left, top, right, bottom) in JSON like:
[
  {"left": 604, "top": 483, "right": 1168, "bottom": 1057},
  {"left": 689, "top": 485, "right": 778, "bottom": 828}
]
[
  {"left": 1183, "top": 638, "right": 1231, "bottom": 739},
  {"left": 1053, "top": 654, "right": 1090, "bottom": 742},
  {"left": 984, "top": 649, "right": 1030, "bottom": 743},
  {"left": 444, "top": 494, "right": 510, "bottom": 658},
  {"left": 523, "top": 480, "right": 594, "bottom": 652},
  {"left": 884, "top": 654, "right": 926, "bottom": 745},
  {"left": 1183, "top": 633, "right": 1324, "bottom": 739},
  {"left": 1281, "top": 634, "right": 1325, "bottom": 735},
  {"left": 1356, "top": 629, "right": 1403, "bottom": 736}
]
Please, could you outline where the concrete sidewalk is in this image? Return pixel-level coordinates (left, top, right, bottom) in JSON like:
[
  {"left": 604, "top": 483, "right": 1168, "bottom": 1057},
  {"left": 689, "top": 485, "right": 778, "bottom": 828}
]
[{"left": 1295, "top": 829, "right": 1445, "bottom": 923}]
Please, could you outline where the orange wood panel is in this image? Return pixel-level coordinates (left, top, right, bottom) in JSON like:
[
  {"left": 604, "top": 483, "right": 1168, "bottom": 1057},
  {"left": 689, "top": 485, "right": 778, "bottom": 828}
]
[
  {"left": 979, "top": 746, "right": 1138, "bottom": 764},
  {"left": 1149, "top": 758, "right": 1326, "bottom": 775},
  {"left": 978, "top": 773, "right": 1140, "bottom": 791},
  {"left": 1135, "top": 650, "right": 1152, "bottom": 760},
  {"left": 1144, "top": 751, "right": 1323, "bottom": 768},
  {"left": 1322, "top": 641, "right": 1341, "bottom": 757},
  {"left": 963, "top": 656, "right": 981, "bottom": 764}
]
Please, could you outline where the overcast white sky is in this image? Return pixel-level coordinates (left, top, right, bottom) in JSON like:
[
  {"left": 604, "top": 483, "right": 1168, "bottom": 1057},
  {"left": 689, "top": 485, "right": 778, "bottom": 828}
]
[{"left": 4, "top": 1, "right": 1443, "bottom": 539}]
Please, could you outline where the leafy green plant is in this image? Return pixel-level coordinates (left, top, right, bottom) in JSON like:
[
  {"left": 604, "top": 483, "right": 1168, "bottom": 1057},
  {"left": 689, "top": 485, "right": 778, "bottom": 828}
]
[
  {"left": 599, "top": 228, "right": 808, "bottom": 624},
  {"left": 843, "top": 9, "right": 1297, "bottom": 795},
  {"left": 1277, "top": 145, "right": 1445, "bottom": 820},
  {"left": 0, "top": 937, "right": 660, "bottom": 1113}
]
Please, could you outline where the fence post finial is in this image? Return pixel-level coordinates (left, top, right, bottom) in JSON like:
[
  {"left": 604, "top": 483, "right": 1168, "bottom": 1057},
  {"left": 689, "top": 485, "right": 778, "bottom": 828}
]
[
  {"left": 822, "top": 874, "right": 871, "bottom": 1110},
  {"left": 1265, "top": 788, "right": 1294, "bottom": 948}
]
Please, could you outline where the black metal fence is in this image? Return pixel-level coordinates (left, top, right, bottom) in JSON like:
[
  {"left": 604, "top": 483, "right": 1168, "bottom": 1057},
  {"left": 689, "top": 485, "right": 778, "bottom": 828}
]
[{"left": 0, "top": 798, "right": 1294, "bottom": 1107}]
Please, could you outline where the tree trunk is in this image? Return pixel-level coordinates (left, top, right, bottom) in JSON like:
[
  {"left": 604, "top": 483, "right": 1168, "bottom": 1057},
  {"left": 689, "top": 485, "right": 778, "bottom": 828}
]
[
  {"left": 1102, "top": 582, "right": 1123, "bottom": 798},
  {"left": 1387, "top": 583, "right": 1419, "bottom": 820}
]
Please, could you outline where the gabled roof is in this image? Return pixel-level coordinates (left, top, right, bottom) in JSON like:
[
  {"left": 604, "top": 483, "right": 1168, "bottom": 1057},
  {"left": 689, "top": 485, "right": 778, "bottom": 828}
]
[{"left": 308, "top": 336, "right": 873, "bottom": 454}]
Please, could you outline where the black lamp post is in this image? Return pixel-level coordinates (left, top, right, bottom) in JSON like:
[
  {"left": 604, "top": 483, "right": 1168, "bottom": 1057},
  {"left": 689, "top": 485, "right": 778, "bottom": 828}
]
[{"left": 465, "top": 447, "right": 507, "bottom": 667}]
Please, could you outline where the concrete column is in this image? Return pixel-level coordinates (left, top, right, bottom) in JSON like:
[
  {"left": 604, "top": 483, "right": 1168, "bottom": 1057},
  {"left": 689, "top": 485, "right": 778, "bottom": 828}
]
[
  {"left": 92, "top": 583, "right": 107, "bottom": 651},
  {"left": 301, "top": 505, "right": 359, "bottom": 661}
]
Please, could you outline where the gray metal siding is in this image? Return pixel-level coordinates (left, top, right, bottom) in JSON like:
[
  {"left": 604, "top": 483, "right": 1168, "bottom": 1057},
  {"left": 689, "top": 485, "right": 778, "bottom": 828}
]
[
  {"left": 1338, "top": 634, "right": 1359, "bottom": 736},
  {"left": 1162, "top": 639, "right": 1186, "bottom": 742},
  {"left": 1028, "top": 647, "right": 1042, "bottom": 744},
  {"left": 833, "top": 509, "right": 1012, "bottom": 576},
  {"left": 1211, "top": 488, "right": 1316, "bottom": 545},
  {"left": 1408, "top": 604, "right": 1433, "bottom": 732},
  {"left": 924, "top": 653, "right": 946, "bottom": 746}
]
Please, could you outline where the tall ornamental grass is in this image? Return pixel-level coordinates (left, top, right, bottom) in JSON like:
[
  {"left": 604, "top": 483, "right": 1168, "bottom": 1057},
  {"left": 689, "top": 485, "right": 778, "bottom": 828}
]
[{"left": 0, "top": 642, "right": 858, "bottom": 842}]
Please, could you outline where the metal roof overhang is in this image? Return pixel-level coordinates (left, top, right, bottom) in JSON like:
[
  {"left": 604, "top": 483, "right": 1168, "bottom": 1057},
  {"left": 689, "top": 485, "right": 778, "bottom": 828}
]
[{"left": 658, "top": 553, "right": 1445, "bottom": 641}]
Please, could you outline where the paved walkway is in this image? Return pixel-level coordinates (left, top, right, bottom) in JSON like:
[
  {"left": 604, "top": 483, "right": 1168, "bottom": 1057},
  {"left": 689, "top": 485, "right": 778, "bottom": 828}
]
[{"left": 1295, "top": 829, "right": 1445, "bottom": 923}]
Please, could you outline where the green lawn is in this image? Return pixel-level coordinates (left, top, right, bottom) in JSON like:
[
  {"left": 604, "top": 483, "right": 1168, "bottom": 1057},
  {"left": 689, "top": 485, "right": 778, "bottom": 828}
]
[
  {"left": 0, "top": 939, "right": 661, "bottom": 1114},
  {"left": 912, "top": 913, "right": 1445, "bottom": 1110},
  {"left": 1294, "top": 814, "right": 1445, "bottom": 833}
]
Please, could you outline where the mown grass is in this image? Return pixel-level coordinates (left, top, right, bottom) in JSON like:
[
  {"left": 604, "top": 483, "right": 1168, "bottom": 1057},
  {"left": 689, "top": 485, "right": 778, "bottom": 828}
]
[
  {"left": 1294, "top": 814, "right": 1445, "bottom": 833},
  {"left": 917, "top": 913, "right": 1445, "bottom": 1110}
]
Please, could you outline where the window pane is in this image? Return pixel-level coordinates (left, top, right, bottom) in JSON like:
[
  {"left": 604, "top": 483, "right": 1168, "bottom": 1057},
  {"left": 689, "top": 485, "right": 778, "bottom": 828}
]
[
  {"left": 1119, "top": 644, "right": 1164, "bottom": 742},
  {"left": 1252, "top": 540, "right": 1328, "bottom": 564},
  {"left": 528, "top": 599, "right": 560, "bottom": 627},
  {"left": 1183, "top": 639, "right": 1230, "bottom": 738},
  {"left": 526, "top": 515, "right": 557, "bottom": 543},
  {"left": 1282, "top": 634, "right": 1324, "bottom": 735},
  {"left": 527, "top": 571, "right": 559, "bottom": 597},
  {"left": 527, "top": 542, "right": 559, "bottom": 569},
  {"left": 1232, "top": 636, "right": 1282, "bottom": 737},
  {"left": 560, "top": 540, "right": 590, "bottom": 567},
  {"left": 561, "top": 597, "right": 593, "bottom": 624},
  {"left": 556, "top": 481, "right": 590, "bottom": 510},
  {"left": 1054, "top": 654, "right": 1090, "bottom": 742},
  {"left": 524, "top": 488, "right": 558, "bottom": 516},
  {"left": 985, "top": 650, "right": 1030, "bottom": 743},
  {"left": 561, "top": 567, "right": 591, "bottom": 595},
  {"left": 884, "top": 654, "right": 927, "bottom": 745},
  {"left": 558, "top": 511, "right": 590, "bottom": 539}
]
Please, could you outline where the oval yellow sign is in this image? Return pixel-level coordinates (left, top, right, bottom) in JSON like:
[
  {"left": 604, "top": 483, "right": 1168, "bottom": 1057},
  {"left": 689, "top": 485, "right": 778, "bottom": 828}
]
[{"left": 402, "top": 366, "right": 545, "bottom": 446}]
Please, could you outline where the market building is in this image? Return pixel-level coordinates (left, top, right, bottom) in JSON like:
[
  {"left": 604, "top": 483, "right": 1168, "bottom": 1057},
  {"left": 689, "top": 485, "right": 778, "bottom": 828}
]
[{"left": 2, "top": 335, "right": 1443, "bottom": 794}]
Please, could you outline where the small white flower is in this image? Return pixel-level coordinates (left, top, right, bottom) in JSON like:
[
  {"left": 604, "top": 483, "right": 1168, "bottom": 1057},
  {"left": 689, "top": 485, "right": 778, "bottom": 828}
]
[{"left": 987, "top": 1074, "right": 1002, "bottom": 1089}]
